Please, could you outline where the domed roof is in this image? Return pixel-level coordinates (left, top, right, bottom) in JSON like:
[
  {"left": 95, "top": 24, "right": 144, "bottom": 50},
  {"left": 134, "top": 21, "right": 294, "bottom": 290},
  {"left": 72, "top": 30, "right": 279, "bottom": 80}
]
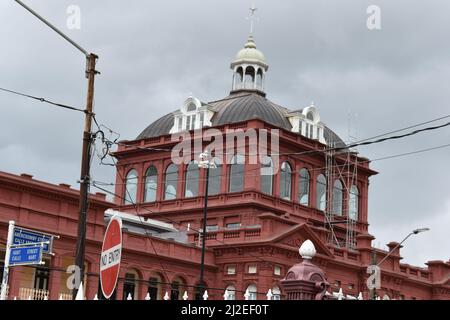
[
  {"left": 136, "top": 92, "right": 346, "bottom": 148},
  {"left": 231, "top": 35, "right": 268, "bottom": 69}
]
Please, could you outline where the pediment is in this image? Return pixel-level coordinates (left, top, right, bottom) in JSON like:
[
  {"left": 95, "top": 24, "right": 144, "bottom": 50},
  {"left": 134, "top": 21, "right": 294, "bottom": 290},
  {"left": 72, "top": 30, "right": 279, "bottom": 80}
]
[{"left": 269, "top": 223, "right": 334, "bottom": 258}]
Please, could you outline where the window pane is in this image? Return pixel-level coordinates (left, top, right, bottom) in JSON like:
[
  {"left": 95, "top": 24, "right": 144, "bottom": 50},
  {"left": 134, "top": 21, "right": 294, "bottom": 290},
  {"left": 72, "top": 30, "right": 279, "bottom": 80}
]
[
  {"left": 144, "top": 166, "right": 157, "bottom": 202},
  {"left": 200, "top": 112, "right": 205, "bottom": 127},
  {"left": 332, "top": 180, "right": 343, "bottom": 215},
  {"left": 185, "top": 161, "right": 199, "bottom": 198},
  {"left": 316, "top": 174, "right": 327, "bottom": 211},
  {"left": 280, "top": 162, "right": 292, "bottom": 200},
  {"left": 349, "top": 185, "right": 359, "bottom": 221},
  {"left": 125, "top": 170, "right": 138, "bottom": 204},
  {"left": 186, "top": 116, "right": 191, "bottom": 130},
  {"left": 225, "top": 285, "right": 236, "bottom": 300},
  {"left": 164, "top": 164, "right": 178, "bottom": 200},
  {"left": 298, "top": 168, "right": 310, "bottom": 205},
  {"left": 229, "top": 155, "right": 244, "bottom": 193},
  {"left": 247, "top": 285, "right": 257, "bottom": 300},
  {"left": 177, "top": 116, "right": 183, "bottom": 131},
  {"left": 191, "top": 115, "right": 196, "bottom": 130},
  {"left": 260, "top": 155, "right": 273, "bottom": 195},
  {"left": 208, "top": 157, "right": 222, "bottom": 196}
]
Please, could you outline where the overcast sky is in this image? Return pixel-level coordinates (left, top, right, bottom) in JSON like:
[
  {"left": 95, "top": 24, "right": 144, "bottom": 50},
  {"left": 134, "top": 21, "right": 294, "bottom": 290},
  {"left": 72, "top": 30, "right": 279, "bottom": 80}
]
[{"left": 1, "top": 0, "right": 449, "bottom": 267}]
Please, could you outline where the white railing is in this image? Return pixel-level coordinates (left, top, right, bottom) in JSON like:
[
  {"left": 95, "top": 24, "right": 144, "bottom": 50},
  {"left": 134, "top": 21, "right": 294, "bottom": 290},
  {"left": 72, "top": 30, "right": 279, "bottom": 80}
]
[
  {"left": 18, "top": 287, "right": 49, "bottom": 300},
  {"left": 59, "top": 293, "right": 73, "bottom": 300}
]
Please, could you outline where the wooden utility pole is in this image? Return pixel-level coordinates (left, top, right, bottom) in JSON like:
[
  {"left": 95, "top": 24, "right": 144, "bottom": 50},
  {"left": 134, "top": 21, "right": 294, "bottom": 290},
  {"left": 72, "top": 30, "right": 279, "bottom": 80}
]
[
  {"left": 13, "top": 0, "right": 100, "bottom": 301},
  {"left": 73, "top": 53, "right": 98, "bottom": 299}
]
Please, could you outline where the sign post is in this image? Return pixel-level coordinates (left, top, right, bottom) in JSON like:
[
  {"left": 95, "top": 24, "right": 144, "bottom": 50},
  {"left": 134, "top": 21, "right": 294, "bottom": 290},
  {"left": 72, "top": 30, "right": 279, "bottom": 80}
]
[
  {"left": 0, "top": 221, "right": 15, "bottom": 300},
  {"left": 0, "top": 221, "right": 58, "bottom": 300},
  {"left": 100, "top": 215, "right": 122, "bottom": 299}
]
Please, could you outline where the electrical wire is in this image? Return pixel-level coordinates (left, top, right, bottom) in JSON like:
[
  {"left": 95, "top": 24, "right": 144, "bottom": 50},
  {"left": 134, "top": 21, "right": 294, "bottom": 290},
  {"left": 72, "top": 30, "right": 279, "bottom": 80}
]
[{"left": 0, "top": 86, "right": 88, "bottom": 114}]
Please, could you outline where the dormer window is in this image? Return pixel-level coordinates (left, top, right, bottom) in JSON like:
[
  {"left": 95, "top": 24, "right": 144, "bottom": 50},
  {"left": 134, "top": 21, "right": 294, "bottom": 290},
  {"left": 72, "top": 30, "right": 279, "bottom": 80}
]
[
  {"left": 170, "top": 96, "right": 213, "bottom": 134},
  {"left": 288, "top": 103, "right": 326, "bottom": 144}
]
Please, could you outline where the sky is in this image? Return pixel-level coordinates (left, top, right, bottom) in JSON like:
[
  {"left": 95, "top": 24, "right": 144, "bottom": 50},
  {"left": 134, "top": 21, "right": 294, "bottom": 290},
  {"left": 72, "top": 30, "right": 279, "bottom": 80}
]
[{"left": 0, "top": 0, "right": 449, "bottom": 266}]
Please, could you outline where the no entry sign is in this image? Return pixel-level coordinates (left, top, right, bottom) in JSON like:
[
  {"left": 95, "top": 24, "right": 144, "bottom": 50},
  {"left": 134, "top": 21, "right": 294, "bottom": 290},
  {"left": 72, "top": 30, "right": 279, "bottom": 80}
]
[{"left": 100, "top": 215, "right": 122, "bottom": 299}]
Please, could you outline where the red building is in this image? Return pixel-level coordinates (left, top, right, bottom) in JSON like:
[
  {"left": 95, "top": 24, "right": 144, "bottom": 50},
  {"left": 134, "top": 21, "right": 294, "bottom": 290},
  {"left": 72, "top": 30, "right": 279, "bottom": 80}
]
[{"left": 1, "top": 34, "right": 449, "bottom": 300}]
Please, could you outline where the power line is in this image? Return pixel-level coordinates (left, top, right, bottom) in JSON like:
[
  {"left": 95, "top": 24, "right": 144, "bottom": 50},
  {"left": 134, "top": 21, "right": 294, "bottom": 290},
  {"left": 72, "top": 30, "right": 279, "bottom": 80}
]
[
  {"left": 97, "top": 115, "right": 450, "bottom": 157},
  {"left": 351, "top": 114, "right": 450, "bottom": 145},
  {"left": 0, "top": 87, "right": 88, "bottom": 114},
  {"left": 94, "top": 141, "right": 450, "bottom": 187}
]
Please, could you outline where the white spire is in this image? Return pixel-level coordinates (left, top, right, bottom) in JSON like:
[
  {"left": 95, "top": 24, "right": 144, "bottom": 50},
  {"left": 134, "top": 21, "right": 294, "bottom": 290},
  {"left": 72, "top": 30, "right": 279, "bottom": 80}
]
[
  {"left": 75, "top": 282, "right": 85, "bottom": 300},
  {"left": 183, "top": 291, "right": 189, "bottom": 300}
]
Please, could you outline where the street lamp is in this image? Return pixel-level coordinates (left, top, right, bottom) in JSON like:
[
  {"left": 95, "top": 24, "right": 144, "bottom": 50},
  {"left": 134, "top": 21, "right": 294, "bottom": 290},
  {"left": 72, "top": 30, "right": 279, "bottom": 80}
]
[
  {"left": 197, "top": 150, "right": 216, "bottom": 299},
  {"left": 368, "top": 227, "right": 430, "bottom": 299},
  {"left": 377, "top": 227, "right": 430, "bottom": 267}
]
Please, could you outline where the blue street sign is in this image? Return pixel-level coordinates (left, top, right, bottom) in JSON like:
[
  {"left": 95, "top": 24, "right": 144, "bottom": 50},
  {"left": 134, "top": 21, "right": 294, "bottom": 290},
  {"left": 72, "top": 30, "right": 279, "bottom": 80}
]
[
  {"left": 12, "top": 228, "right": 53, "bottom": 254},
  {"left": 9, "top": 245, "right": 43, "bottom": 266}
]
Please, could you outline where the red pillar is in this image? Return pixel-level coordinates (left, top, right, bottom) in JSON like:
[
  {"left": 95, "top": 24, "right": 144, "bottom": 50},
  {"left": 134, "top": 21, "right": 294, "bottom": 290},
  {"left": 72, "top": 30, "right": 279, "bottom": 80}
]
[{"left": 48, "top": 256, "right": 62, "bottom": 300}]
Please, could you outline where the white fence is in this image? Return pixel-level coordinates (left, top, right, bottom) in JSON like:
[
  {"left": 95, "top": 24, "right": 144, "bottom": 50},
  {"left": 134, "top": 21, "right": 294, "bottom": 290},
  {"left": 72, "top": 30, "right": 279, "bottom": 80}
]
[
  {"left": 18, "top": 288, "right": 49, "bottom": 300},
  {"left": 5, "top": 286, "right": 373, "bottom": 300}
]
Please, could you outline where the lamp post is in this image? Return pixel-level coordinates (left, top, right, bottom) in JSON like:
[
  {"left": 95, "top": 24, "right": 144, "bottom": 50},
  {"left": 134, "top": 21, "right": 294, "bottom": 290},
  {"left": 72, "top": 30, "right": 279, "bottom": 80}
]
[
  {"left": 377, "top": 228, "right": 430, "bottom": 267},
  {"left": 369, "top": 227, "right": 430, "bottom": 300},
  {"left": 197, "top": 150, "right": 216, "bottom": 299}
]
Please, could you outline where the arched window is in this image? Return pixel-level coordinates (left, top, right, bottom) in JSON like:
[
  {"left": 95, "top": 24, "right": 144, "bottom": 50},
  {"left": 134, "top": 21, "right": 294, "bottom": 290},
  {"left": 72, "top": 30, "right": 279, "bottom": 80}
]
[
  {"left": 225, "top": 285, "right": 236, "bottom": 300},
  {"left": 272, "top": 286, "right": 281, "bottom": 300},
  {"left": 229, "top": 154, "right": 245, "bottom": 193},
  {"left": 144, "top": 166, "right": 157, "bottom": 202},
  {"left": 260, "top": 155, "right": 273, "bottom": 195},
  {"left": 124, "top": 170, "right": 138, "bottom": 204},
  {"left": 148, "top": 273, "right": 164, "bottom": 300},
  {"left": 332, "top": 180, "right": 343, "bottom": 215},
  {"left": 256, "top": 69, "right": 263, "bottom": 90},
  {"left": 187, "top": 103, "right": 196, "bottom": 112},
  {"left": 164, "top": 164, "right": 178, "bottom": 200},
  {"left": 235, "top": 67, "right": 244, "bottom": 89},
  {"left": 298, "top": 168, "right": 310, "bottom": 205},
  {"left": 246, "top": 284, "right": 257, "bottom": 300},
  {"left": 171, "top": 277, "right": 187, "bottom": 300},
  {"left": 349, "top": 185, "right": 359, "bottom": 221},
  {"left": 208, "top": 157, "right": 222, "bottom": 196},
  {"left": 316, "top": 174, "right": 327, "bottom": 211},
  {"left": 185, "top": 161, "right": 199, "bottom": 198},
  {"left": 244, "top": 66, "right": 255, "bottom": 89},
  {"left": 280, "top": 162, "right": 292, "bottom": 200},
  {"left": 123, "top": 270, "right": 139, "bottom": 300},
  {"left": 193, "top": 282, "right": 208, "bottom": 300}
]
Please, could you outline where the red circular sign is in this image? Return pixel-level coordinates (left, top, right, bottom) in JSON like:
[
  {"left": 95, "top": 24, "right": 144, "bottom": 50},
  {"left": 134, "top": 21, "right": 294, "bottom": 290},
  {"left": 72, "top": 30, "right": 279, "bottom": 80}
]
[{"left": 100, "top": 216, "right": 122, "bottom": 299}]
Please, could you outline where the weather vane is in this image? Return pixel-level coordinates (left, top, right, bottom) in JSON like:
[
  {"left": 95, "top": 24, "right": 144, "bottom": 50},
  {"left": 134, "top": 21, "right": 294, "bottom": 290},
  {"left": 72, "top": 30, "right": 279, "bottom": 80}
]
[{"left": 246, "top": 3, "right": 259, "bottom": 34}]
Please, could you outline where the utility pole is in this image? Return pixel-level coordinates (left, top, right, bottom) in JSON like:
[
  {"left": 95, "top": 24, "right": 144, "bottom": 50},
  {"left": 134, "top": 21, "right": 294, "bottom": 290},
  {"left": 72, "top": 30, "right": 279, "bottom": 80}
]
[
  {"left": 13, "top": 0, "right": 99, "bottom": 300},
  {"left": 73, "top": 53, "right": 98, "bottom": 299}
]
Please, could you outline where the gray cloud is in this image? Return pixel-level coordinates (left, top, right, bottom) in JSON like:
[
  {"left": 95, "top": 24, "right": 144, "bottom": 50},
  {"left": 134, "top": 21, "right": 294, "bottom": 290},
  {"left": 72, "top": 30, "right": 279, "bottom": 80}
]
[{"left": 0, "top": 0, "right": 449, "bottom": 266}]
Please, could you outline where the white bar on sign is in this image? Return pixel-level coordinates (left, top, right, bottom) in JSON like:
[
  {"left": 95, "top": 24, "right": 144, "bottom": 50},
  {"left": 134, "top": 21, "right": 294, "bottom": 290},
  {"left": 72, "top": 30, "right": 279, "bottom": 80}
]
[{"left": 100, "top": 244, "right": 121, "bottom": 271}]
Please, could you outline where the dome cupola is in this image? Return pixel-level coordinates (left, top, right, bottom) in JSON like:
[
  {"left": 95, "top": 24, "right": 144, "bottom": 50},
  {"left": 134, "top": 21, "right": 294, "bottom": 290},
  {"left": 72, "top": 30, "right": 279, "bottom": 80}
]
[{"left": 230, "top": 34, "right": 268, "bottom": 96}]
